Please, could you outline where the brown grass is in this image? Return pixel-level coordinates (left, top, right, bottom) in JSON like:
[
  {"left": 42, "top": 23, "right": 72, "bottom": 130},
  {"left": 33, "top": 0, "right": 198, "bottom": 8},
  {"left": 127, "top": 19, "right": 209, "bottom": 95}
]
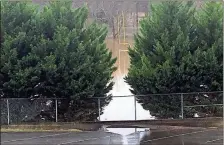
[
  {"left": 1, "top": 128, "right": 81, "bottom": 132},
  {"left": 1, "top": 122, "right": 102, "bottom": 132},
  {"left": 1, "top": 124, "right": 82, "bottom": 132}
]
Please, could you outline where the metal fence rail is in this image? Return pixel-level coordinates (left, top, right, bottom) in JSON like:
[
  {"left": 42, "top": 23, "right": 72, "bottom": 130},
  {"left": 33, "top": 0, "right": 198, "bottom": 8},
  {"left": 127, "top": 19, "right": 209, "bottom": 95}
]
[{"left": 0, "top": 91, "right": 223, "bottom": 125}]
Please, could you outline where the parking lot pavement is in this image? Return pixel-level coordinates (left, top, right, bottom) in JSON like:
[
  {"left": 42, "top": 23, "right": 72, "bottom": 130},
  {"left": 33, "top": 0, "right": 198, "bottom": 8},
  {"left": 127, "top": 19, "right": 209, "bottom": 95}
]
[
  {"left": 1, "top": 128, "right": 223, "bottom": 145},
  {"left": 140, "top": 128, "right": 223, "bottom": 145},
  {"left": 1, "top": 131, "right": 124, "bottom": 145}
]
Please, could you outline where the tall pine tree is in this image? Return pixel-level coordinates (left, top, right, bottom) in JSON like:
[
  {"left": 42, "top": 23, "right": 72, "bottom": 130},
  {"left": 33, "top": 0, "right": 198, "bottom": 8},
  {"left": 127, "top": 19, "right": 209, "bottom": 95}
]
[
  {"left": 125, "top": 1, "right": 223, "bottom": 119},
  {"left": 1, "top": 1, "right": 117, "bottom": 122}
]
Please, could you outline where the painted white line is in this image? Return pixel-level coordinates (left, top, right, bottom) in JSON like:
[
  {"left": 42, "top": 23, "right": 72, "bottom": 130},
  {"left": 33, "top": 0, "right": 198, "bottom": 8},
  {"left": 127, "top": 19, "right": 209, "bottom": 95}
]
[
  {"left": 205, "top": 138, "right": 223, "bottom": 143},
  {"left": 58, "top": 135, "right": 115, "bottom": 145},
  {"left": 1, "top": 132, "right": 70, "bottom": 143},
  {"left": 142, "top": 129, "right": 215, "bottom": 143}
]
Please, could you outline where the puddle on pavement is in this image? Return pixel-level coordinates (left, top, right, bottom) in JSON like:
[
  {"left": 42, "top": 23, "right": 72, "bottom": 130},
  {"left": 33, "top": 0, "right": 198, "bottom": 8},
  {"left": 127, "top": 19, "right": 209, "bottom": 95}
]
[
  {"left": 106, "top": 127, "right": 150, "bottom": 145},
  {"left": 106, "top": 127, "right": 149, "bottom": 136}
]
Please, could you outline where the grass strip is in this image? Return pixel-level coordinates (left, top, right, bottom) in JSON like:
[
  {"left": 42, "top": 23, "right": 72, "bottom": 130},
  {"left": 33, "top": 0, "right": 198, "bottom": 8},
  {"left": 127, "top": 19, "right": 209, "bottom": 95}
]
[{"left": 1, "top": 128, "right": 82, "bottom": 132}]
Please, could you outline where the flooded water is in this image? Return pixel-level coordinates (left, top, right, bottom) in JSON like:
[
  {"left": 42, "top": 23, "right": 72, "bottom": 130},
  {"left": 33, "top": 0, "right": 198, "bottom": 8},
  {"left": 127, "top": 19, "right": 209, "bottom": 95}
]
[{"left": 100, "top": 38, "right": 154, "bottom": 121}]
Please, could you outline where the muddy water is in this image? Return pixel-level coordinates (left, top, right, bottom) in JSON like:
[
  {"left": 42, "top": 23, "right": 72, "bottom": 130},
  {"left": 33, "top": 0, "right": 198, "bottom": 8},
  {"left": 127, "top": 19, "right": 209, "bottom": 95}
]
[
  {"left": 106, "top": 38, "right": 133, "bottom": 75},
  {"left": 100, "top": 38, "right": 154, "bottom": 121}
]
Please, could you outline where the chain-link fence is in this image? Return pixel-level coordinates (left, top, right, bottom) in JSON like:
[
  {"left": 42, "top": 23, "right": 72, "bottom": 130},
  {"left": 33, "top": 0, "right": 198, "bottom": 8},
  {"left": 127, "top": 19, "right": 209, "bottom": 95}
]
[
  {"left": 1, "top": 98, "right": 59, "bottom": 125},
  {"left": 0, "top": 97, "right": 111, "bottom": 125},
  {"left": 133, "top": 91, "right": 223, "bottom": 119},
  {"left": 1, "top": 91, "right": 223, "bottom": 125}
]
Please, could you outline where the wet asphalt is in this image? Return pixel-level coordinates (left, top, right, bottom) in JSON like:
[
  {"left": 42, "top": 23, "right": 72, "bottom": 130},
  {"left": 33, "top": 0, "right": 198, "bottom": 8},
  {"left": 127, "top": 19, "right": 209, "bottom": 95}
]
[
  {"left": 140, "top": 128, "right": 223, "bottom": 145},
  {"left": 1, "top": 128, "right": 223, "bottom": 145}
]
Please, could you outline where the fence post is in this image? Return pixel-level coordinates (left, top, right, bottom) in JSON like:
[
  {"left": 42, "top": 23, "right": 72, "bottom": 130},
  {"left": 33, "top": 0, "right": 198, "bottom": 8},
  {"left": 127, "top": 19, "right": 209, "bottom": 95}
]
[
  {"left": 98, "top": 98, "right": 101, "bottom": 121},
  {"left": 7, "top": 99, "right": 10, "bottom": 125},
  {"left": 55, "top": 99, "right": 58, "bottom": 122},
  {"left": 134, "top": 96, "right": 137, "bottom": 133},
  {"left": 181, "top": 93, "right": 184, "bottom": 119},
  {"left": 134, "top": 96, "right": 137, "bottom": 121}
]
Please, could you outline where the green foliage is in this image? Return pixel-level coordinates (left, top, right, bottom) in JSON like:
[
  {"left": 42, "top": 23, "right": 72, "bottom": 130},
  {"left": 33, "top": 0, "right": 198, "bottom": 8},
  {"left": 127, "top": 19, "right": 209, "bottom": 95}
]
[
  {"left": 1, "top": 1, "right": 116, "bottom": 121},
  {"left": 125, "top": 1, "right": 223, "bottom": 119}
]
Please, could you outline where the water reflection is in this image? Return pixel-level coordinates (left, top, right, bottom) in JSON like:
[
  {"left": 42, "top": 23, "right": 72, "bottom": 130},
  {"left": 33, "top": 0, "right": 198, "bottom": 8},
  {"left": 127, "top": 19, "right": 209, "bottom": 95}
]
[
  {"left": 107, "top": 127, "right": 150, "bottom": 145},
  {"left": 107, "top": 127, "right": 149, "bottom": 136}
]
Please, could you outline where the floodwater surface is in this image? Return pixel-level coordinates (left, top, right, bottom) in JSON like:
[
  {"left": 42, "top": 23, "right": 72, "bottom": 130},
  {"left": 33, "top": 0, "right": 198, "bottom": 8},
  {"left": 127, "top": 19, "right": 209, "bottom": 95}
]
[{"left": 100, "top": 38, "right": 154, "bottom": 121}]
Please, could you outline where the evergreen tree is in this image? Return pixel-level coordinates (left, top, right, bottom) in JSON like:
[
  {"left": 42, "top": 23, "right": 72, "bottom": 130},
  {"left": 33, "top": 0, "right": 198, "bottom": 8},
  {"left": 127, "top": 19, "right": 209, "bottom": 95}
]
[
  {"left": 1, "top": 1, "right": 116, "bottom": 122},
  {"left": 182, "top": 2, "right": 223, "bottom": 117},
  {"left": 125, "top": 1, "right": 223, "bottom": 119}
]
